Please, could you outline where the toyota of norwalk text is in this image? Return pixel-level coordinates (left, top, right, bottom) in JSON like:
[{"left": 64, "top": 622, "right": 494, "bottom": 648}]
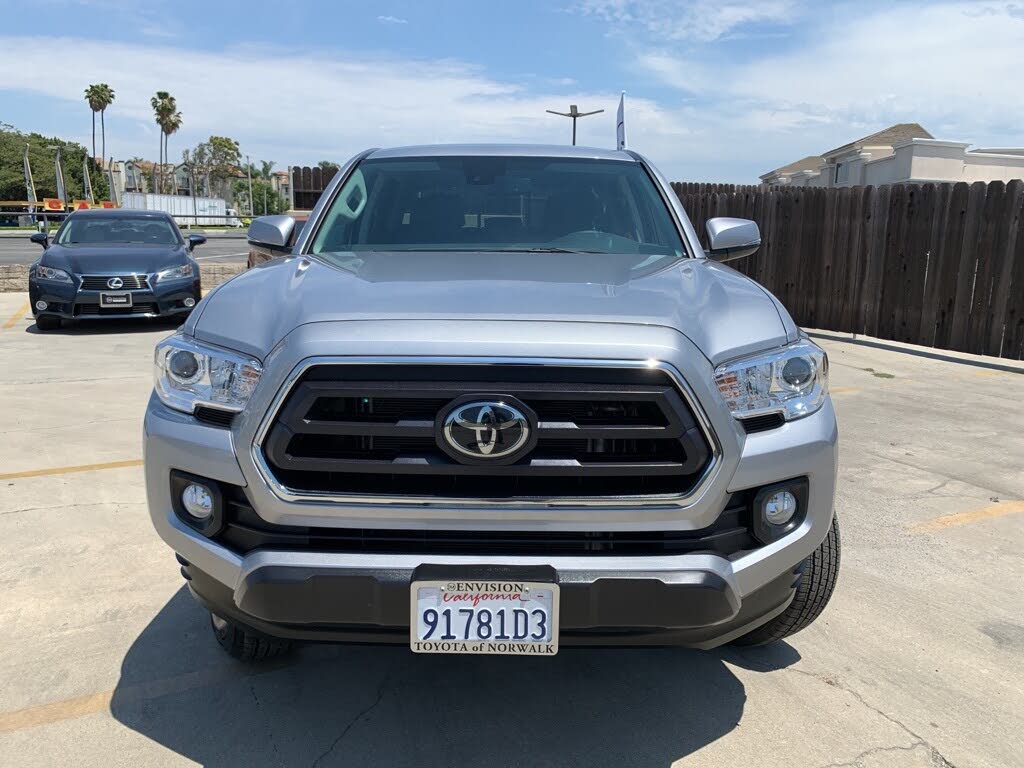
[{"left": 144, "top": 144, "right": 840, "bottom": 660}]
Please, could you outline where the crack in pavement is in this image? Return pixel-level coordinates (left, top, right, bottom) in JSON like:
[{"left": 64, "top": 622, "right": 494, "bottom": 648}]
[
  {"left": 311, "top": 677, "right": 390, "bottom": 768},
  {"left": 789, "top": 668, "right": 957, "bottom": 768},
  {"left": 814, "top": 741, "right": 955, "bottom": 768},
  {"left": 1, "top": 501, "right": 146, "bottom": 517}
]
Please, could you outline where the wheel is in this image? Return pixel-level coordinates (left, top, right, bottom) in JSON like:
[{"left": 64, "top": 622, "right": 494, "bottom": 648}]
[
  {"left": 733, "top": 514, "right": 841, "bottom": 646},
  {"left": 35, "top": 314, "right": 61, "bottom": 331},
  {"left": 210, "top": 612, "right": 293, "bottom": 661}
]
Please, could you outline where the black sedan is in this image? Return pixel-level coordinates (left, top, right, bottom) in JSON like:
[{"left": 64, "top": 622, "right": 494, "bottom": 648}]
[{"left": 28, "top": 209, "right": 204, "bottom": 331}]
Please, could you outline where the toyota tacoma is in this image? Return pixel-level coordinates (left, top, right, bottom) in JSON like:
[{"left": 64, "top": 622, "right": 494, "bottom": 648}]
[{"left": 144, "top": 145, "right": 839, "bottom": 660}]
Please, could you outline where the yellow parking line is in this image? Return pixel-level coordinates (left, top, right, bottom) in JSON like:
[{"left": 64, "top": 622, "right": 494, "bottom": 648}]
[
  {"left": 2, "top": 301, "right": 29, "bottom": 330},
  {"left": 910, "top": 500, "right": 1024, "bottom": 533},
  {"left": 830, "top": 386, "right": 862, "bottom": 395},
  {"left": 0, "top": 459, "right": 143, "bottom": 481},
  {"left": 0, "top": 690, "right": 114, "bottom": 733}
]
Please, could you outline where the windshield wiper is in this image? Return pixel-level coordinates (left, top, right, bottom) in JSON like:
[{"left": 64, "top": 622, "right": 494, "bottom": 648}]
[{"left": 496, "top": 247, "right": 607, "bottom": 254}]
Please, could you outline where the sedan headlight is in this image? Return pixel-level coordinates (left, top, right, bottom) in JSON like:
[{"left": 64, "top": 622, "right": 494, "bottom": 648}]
[
  {"left": 32, "top": 264, "right": 73, "bottom": 283},
  {"left": 154, "top": 334, "right": 262, "bottom": 413},
  {"left": 714, "top": 339, "right": 828, "bottom": 421},
  {"left": 155, "top": 263, "right": 194, "bottom": 283}
]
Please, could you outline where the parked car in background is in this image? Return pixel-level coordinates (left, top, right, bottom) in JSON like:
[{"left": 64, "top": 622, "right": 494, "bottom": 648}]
[
  {"left": 28, "top": 209, "right": 204, "bottom": 331},
  {"left": 145, "top": 144, "right": 839, "bottom": 661}
]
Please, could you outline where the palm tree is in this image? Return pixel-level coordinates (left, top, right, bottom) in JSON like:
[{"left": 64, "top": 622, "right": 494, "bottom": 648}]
[
  {"left": 150, "top": 91, "right": 176, "bottom": 192},
  {"left": 93, "top": 84, "right": 115, "bottom": 168},
  {"left": 164, "top": 110, "right": 183, "bottom": 192},
  {"left": 260, "top": 160, "right": 275, "bottom": 179},
  {"left": 85, "top": 85, "right": 102, "bottom": 159}
]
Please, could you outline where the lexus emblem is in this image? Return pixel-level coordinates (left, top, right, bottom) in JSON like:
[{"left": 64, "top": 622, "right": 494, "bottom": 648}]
[
  {"left": 107, "top": 277, "right": 124, "bottom": 289},
  {"left": 441, "top": 400, "right": 531, "bottom": 460}
]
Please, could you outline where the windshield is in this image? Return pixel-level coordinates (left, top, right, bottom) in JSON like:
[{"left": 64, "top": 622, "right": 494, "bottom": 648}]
[
  {"left": 310, "top": 156, "right": 686, "bottom": 265},
  {"left": 57, "top": 216, "right": 181, "bottom": 246}
]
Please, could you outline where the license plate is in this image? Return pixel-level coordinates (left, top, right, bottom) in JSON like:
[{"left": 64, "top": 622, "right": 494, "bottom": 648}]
[
  {"left": 410, "top": 580, "right": 559, "bottom": 656},
  {"left": 100, "top": 292, "right": 132, "bottom": 307}
]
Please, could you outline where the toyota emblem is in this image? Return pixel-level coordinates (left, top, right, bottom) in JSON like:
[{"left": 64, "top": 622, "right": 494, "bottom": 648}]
[{"left": 440, "top": 399, "right": 532, "bottom": 461}]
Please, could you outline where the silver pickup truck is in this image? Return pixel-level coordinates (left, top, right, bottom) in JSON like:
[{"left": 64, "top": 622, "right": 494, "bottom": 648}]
[{"left": 144, "top": 145, "right": 839, "bottom": 660}]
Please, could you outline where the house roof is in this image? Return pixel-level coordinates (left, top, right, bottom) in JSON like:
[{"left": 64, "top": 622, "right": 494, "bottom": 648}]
[
  {"left": 761, "top": 155, "right": 824, "bottom": 179},
  {"left": 822, "top": 123, "right": 933, "bottom": 158}
]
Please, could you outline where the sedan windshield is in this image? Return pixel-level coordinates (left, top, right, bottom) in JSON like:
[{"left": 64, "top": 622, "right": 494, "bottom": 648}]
[
  {"left": 310, "top": 156, "right": 687, "bottom": 266},
  {"left": 57, "top": 216, "right": 181, "bottom": 246}
]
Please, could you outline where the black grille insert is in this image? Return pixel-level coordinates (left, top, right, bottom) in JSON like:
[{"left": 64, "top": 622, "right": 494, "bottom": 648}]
[
  {"left": 75, "top": 302, "right": 158, "bottom": 316},
  {"left": 216, "top": 489, "right": 755, "bottom": 557},
  {"left": 261, "top": 365, "right": 713, "bottom": 500}
]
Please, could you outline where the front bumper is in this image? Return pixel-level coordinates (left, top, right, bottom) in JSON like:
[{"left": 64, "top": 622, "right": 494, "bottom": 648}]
[
  {"left": 29, "top": 277, "right": 201, "bottom": 320},
  {"left": 183, "top": 556, "right": 801, "bottom": 648}
]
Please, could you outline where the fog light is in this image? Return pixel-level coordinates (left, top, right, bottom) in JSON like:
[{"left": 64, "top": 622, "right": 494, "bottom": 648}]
[
  {"left": 184, "top": 297, "right": 196, "bottom": 308},
  {"left": 35, "top": 300, "right": 48, "bottom": 311},
  {"left": 763, "top": 490, "right": 798, "bottom": 525},
  {"left": 181, "top": 483, "right": 214, "bottom": 520}
]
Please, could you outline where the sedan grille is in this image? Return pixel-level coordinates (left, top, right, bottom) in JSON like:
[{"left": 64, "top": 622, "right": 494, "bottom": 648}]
[
  {"left": 260, "top": 364, "right": 713, "bottom": 500},
  {"left": 79, "top": 274, "right": 150, "bottom": 291}
]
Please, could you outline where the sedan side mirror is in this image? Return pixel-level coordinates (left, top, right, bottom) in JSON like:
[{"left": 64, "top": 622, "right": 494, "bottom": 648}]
[
  {"left": 30, "top": 232, "right": 49, "bottom": 248},
  {"left": 706, "top": 218, "right": 761, "bottom": 262},
  {"left": 247, "top": 215, "right": 296, "bottom": 254},
  {"left": 188, "top": 234, "right": 207, "bottom": 251}
]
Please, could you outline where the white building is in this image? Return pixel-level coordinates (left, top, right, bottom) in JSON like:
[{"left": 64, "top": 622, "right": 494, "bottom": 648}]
[{"left": 761, "top": 123, "right": 1024, "bottom": 187}]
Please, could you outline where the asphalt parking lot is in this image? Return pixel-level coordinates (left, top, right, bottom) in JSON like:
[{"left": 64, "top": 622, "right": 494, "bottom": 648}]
[
  {"left": 0, "top": 232, "right": 249, "bottom": 266},
  {"left": 0, "top": 292, "right": 1022, "bottom": 768}
]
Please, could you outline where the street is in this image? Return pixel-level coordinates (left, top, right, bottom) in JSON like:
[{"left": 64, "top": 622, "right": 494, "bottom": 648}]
[{"left": 0, "top": 233, "right": 249, "bottom": 266}]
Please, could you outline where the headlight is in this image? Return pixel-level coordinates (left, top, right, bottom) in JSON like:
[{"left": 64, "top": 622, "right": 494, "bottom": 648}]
[
  {"left": 714, "top": 339, "right": 828, "bottom": 421},
  {"left": 32, "top": 264, "right": 73, "bottom": 283},
  {"left": 155, "top": 264, "right": 194, "bottom": 283},
  {"left": 154, "top": 333, "right": 262, "bottom": 413}
]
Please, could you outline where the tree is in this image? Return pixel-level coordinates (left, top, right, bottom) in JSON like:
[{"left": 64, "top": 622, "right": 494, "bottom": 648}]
[
  {"left": 150, "top": 91, "right": 179, "bottom": 193},
  {"left": 260, "top": 159, "right": 275, "bottom": 179},
  {"left": 85, "top": 83, "right": 115, "bottom": 165},
  {"left": 233, "top": 177, "right": 288, "bottom": 216},
  {"left": 187, "top": 136, "right": 241, "bottom": 199},
  {"left": 317, "top": 160, "right": 339, "bottom": 170},
  {"left": 164, "top": 109, "right": 183, "bottom": 190},
  {"left": 0, "top": 124, "right": 109, "bottom": 202}
]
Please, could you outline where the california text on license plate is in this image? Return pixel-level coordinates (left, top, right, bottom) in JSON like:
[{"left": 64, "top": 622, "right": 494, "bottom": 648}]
[{"left": 410, "top": 580, "right": 559, "bottom": 656}]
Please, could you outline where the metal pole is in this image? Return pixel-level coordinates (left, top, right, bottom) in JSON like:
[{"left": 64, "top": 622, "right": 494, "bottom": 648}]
[
  {"left": 546, "top": 104, "right": 603, "bottom": 146},
  {"left": 246, "top": 155, "right": 254, "bottom": 218}
]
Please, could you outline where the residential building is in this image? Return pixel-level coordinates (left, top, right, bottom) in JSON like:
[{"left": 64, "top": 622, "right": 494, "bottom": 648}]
[{"left": 761, "top": 123, "right": 1024, "bottom": 187}]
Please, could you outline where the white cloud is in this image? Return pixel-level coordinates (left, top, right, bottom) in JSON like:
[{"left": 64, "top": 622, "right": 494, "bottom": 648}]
[
  {"left": 1, "top": 36, "right": 695, "bottom": 174},
  {"left": 570, "top": 0, "right": 798, "bottom": 42},
  {"left": 377, "top": 15, "right": 408, "bottom": 24}
]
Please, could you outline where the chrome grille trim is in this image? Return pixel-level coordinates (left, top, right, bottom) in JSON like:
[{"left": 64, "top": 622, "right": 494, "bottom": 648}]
[
  {"left": 250, "top": 357, "right": 722, "bottom": 508},
  {"left": 79, "top": 274, "right": 150, "bottom": 291}
]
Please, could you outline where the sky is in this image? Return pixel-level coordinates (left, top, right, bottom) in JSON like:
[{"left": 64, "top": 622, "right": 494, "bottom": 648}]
[{"left": 2, "top": 0, "right": 1023, "bottom": 182}]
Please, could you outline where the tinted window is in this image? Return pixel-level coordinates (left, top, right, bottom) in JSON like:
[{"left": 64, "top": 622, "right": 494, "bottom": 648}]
[
  {"left": 57, "top": 216, "right": 181, "bottom": 246},
  {"left": 311, "top": 156, "right": 686, "bottom": 262}
]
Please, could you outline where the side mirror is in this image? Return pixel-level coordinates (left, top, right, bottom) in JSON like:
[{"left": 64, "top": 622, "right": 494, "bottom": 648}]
[
  {"left": 187, "top": 234, "right": 207, "bottom": 251},
  {"left": 30, "top": 232, "right": 49, "bottom": 248},
  {"left": 247, "top": 215, "right": 296, "bottom": 253},
  {"left": 706, "top": 218, "right": 761, "bottom": 262}
]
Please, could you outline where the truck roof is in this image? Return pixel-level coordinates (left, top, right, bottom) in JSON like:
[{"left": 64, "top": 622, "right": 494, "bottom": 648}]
[{"left": 367, "top": 144, "right": 635, "bottom": 161}]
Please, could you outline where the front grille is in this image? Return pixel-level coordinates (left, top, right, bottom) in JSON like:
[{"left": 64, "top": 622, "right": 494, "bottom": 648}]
[
  {"left": 79, "top": 274, "right": 150, "bottom": 290},
  {"left": 75, "top": 302, "right": 158, "bottom": 316},
  {"left": 260, "top": 364, "right": 713, "bottom": 500},
  {"left": 216, "top": 488, "right": 755, "bottom": 557}
]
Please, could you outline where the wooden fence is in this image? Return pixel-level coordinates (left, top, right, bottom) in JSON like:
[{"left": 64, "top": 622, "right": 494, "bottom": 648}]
[
  {"left": 291, "top": 166, "right": 338, "bottom": 210},
  {"left": 673, "top": 180, "right": 1024, "bottom": 361}
]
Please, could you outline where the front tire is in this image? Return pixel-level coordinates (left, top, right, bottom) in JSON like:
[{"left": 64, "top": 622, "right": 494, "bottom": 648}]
[
  {"left": 210, "top": 613, "right": 293, "bottom": 661},
  {"left": 35, "top": 315, "right": 61, "bottom": 331},
  {"left": 733, "top": 514, "right": 841, "bottom": 646}
]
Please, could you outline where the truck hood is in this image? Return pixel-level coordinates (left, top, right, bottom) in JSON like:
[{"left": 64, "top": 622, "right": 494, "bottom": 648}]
[{"left": 190, "top": 251, "right": 795, "bottom": 364}]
